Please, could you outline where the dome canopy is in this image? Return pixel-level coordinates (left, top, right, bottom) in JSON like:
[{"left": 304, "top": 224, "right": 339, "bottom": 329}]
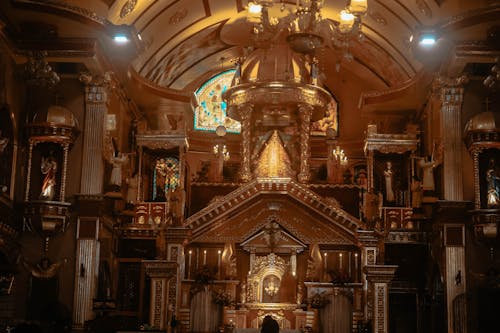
[
  {"left": 241, "top": 44, "right": 311, "bottom": 84},
  {"left": 32, "top": 105, "right": 78, "bottom": 128},
  {"left": 464, "top": 111, "right": 500, "bottom": 134}
]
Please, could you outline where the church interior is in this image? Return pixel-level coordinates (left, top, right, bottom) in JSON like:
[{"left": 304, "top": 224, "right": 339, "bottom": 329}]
[{"left": 0, "top": 1, "right": 499, "bottom": 333}]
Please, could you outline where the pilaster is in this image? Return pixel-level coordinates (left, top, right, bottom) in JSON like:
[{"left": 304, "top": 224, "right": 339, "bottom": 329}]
[
  {"left": 363, "top": 265, "right": 397, "bottom": 333},
  {"left": 434, "top": 76, "right": 466, "bottom": 201}
]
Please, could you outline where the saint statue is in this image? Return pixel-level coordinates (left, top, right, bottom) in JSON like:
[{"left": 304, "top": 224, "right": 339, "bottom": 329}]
[
  {"left": 411, "top": 176, "right": 423, "bottom": 208},
  {"left": 486, "top": 159, "right": 500, "bottom": 208},
  {"left": 109, "top": 152, "right": 127, "bottom": 189},
  {"left": 40, "top": 154, "right": 57, "bottom": 200},
  {"left": 417, "top": 143, "right": 443, "bottom": 191},
  {"left": 126, "top": 173, "right": 138, "bottom": 204},
  {"left": 384, "top": 161, "right": 395, "bottom": 203}
]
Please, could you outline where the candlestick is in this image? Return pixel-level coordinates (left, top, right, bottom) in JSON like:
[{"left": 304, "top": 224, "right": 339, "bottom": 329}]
[
  {"left": 203, "top": 249, "right": 207, "bottom": 265},
  {"left": 339, "top": 253, "right": 343, "bottom": 270}
]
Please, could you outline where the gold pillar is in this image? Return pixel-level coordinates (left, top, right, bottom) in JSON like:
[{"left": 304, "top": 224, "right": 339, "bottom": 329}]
[
  {"left": 298, "top": 104, "right": 312, "bottom": 183},
  {"left": 239, "top": 105, "right": 253, "bottom": 182}
]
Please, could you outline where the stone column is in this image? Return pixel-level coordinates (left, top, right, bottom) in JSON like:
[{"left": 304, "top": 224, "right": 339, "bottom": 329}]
[
  {"left": 434, "top": 201, "right": 470, "bottom": 333},
  {"left": 436, "top": 77, "right": 466, "bottom": 201},
  {"left": 239, "top": 105, "right": 253, "bottom": 182},
  {"left": 298, "top": 104, "right": 312, "bottom": 183},
  {"left": 79, "top": 76, "right": 108, "bottom": 194},
  {"left": 72, "top": 217, "right": 101, "bottom": 330},
  {"left": 364, "top": 265, "right": 397, "bottom": 333},
  {"left": 72, "top": 74, "right": 108, "bottom": 329}
]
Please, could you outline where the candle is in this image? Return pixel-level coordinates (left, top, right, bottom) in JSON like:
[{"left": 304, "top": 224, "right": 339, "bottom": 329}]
[
  {"left": 188, "top": 250, "right": 192, "bottom": 279},
  {"left": 217, "top": 249, "right": 222, "bottom": 278},
  {"left": 354, "top": 253, "right": 358, "bottom": 282},
  {"left": 203, "top": 249, "right": 207, "bottom": 265},
  {"left": 339, "top": 253, "right": 343, "bottom": 270},
  {"left": 323, "top": 252, "right": 328, "bottom": 271}
]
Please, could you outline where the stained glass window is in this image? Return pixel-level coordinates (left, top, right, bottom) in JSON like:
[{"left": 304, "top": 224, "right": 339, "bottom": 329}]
[
  {"left": 194, "top": 69, "right": 241, "bottom": 133},
  {"left": 152, "top": 157, "right": 179, "bottom": 201}
]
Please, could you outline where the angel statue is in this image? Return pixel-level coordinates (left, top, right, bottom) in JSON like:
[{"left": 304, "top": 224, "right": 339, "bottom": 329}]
[
  {"left": 23, "top": 256, "right": 65, "bottom": 279},
  {"left": 417, "top": 142, "right": 443, "bottom": 191}
]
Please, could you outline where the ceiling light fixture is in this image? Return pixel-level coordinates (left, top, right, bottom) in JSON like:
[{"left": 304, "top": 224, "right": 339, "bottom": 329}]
[{"left": 247, "top": 0, "right": 367, "bottom": 58}]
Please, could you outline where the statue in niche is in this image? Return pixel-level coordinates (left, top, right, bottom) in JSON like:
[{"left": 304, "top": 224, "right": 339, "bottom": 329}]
[
  {"left": 254, "top": 130, "right": 293, "bottom": 178},
  {"left": 39, "top": 153, "right": 58, "bottom": 200},
  {"left": 384, "top": 161, "right": 395, "bottom": 203},
  {"left": 486, "top": 159, "right": 500, "bottom": 208},
  {"left": 411, "top": 176, "right": 423, "bottom": 209}
]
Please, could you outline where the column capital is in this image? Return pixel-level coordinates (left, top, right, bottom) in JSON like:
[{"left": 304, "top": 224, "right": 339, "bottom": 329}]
[
  {"left": 431, "top": 75, "right": 468, "bottom": 102},
  {"left": 363, "top": 265, "right": 398, "bottom": 283},
  {"left": 79, "top": 71, "right": 114, "bottom": 103}
]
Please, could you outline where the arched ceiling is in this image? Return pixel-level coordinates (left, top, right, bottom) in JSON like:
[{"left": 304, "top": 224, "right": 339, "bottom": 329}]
[{"left": 0, "top": 0, "right": 498, "bottom": 155}]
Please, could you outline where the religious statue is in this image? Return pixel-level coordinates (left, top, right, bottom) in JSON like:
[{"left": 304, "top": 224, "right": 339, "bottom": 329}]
[
  {"left": 363, "top": 188, "right": 380, "bottom": 226},
  {"left": 417, "top": 143, "right": 443, "bottom": 191},
  {"left": 23, "top": 256, "right": 64, "bottom": 279},
  {"left": 126, "top": 173, "right": 138, "bottom": 204},
  {"left": 306, "top": 243, "right": 323, "bottom": 281},
  {"left": 168, "top": 187, "right": 184, "bottom": 222},
  {"left": 486, "top": 159, "right": 500, "bottom": 208},
  {"left": 40, "top": 154, "right": 57, "bottom": 200},
  {"left": 411, "top": 176, "right": 423, "bottom": 208},
  {"left": 240, "top": 281, "right": 246, "bottom": 305},
  {"left": 384, "top": 161, "right": 395, "bottom": 203},
  {"left": 221, "top": 243, "right": 237, "bottom": 279},
  {"left": 296, "top": 282, "right": 303, "bottom": 308},
  {"left": 109, "top": 152, "right": 128, "bottom": 189}
]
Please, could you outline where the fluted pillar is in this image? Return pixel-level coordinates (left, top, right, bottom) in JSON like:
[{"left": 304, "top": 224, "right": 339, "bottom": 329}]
[
  {"left": 239, "top": 105, "right": 253, "bottom": 182},
  {"left": 72, "top": 218, "right": 100, "bottom": 329},
  {"left": 73, "top": 74, "right": 109, "bottom": 329},
  {"left": 471, "top": 148, "right": 481, "bottom": 209},
  {"left": 437, "top": 78, "right": 465, "bottom": 201},
  {"left": 79, "top": 78, "right": 107, "bottom": 194},
  {"left": 298, "top": 104, "right": 312, "bottom": 183}
]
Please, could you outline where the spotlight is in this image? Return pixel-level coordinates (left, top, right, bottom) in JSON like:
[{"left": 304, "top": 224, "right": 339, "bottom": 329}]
[
  {"left": 417, "top": 31, "right": 438, "bottom": 47},
  {"left": 113, "top": 34, "right": 129, "bottom": 43}
]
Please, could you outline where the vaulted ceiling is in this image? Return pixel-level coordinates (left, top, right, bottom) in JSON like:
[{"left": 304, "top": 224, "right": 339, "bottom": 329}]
[{"left": 0, "top": 0, "right": 498, "bottom": 156}]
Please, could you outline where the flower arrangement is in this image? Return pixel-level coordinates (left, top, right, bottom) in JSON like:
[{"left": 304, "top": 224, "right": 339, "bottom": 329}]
[
  {"left": 212, "top": 289, "right": 235, "bottom": 307},
  {"left": 327, "top": 269, "right": 352, "bottom": 285},
  {"left": 190, "top": 265, "right": 216, "bottom": 296},
  {"left": 307, "top": 292, "right": 330, "bottom": 309}
]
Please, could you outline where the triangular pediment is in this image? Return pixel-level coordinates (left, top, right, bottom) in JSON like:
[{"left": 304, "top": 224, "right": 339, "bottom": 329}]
[
  {"left": 240, "top": 222, "right": 306, "bottom": 254},
  {"left": 184, "top": 179, "right": 364, "bottom": 245}
]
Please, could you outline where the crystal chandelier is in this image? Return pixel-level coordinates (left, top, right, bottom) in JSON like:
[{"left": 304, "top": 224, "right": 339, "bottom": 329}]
[
  {"left": 332, "top": 145, "right": 348, "bottom": 166},
  {"left": 264, "top": 277, "right": 280, "bottom": 297},
  {"left": 213, "top": 143, "right": 230, "bottom": 162},
  {"left": 247, "top": 0, "right": 367, "bottom": 58}
]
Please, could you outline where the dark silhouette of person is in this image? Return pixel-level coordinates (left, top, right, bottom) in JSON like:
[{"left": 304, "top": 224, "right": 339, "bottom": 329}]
[{"left": 261, "top": 315, "right": 279, "bottom": 333}]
